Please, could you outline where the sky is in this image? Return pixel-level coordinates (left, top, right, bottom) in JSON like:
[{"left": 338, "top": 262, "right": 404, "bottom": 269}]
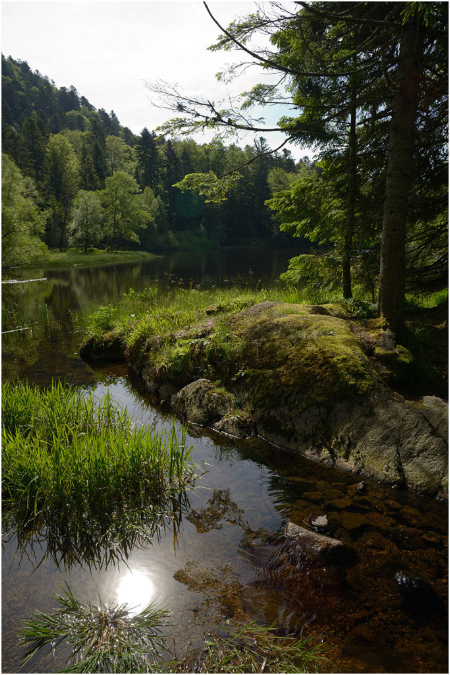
[{"left": 2, "top": 0, "right": 313, "bottom": 160}]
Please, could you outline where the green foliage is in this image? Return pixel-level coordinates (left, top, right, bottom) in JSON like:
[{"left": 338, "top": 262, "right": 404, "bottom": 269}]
[
  {"left": 19, "top": 584, "right": 171, "bottom": 673},
  {"left": 69, "top": 189, "right": 103, "bottom": 251},
  {"left": 2, "top": 381, "right": 197, "bottom": 555},
  {"left": 101, "top": 171, "right": 145, "bottom": 249},
  {"left": 1, "top": 153, "right": 48, "bottom": 268},
  {"left": 174, "top": 620, "right": 333, "bottom": 673},
  {"left": 280, "top": 253, "right": 342, "bottom": 292},
  {"left": 42, "top": 133, "right": 80, "bottom": 249},
  {"left": 174, "top": 170, "right": 243, "bottom": 203},
  {"left": 105, "top": 134, "right": 133, "bottom": 176},
  {"left": 341, "top": 298, "right": 377, "bottom": 319}
]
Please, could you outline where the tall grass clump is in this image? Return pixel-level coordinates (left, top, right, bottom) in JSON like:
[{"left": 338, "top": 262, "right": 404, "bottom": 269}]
[
  {"left": 2, "top": 379, "right": 129, "bottom": 438},
  {"left": 19, "top": 584, "right": 172, "bottom": 673},
  {"left": 19, "top": 590, "right": 333, "bottom": 674},
  {"left": 79, "top": 286, "right": 273, "bottom": 346},
  {"left": 2, "top": 381, "right": 197, "bottom": 564}
]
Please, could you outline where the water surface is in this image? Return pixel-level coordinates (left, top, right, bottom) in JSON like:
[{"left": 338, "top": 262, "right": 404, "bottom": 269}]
[{"left": 2, "top": 249, "right": 448, "bottom": 673}]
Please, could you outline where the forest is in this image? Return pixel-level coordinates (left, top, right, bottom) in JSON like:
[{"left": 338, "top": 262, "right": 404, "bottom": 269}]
[
  {"left": 2, "top": 53, "right": 308, "bottom": 263},
  {"left": 2, "top": 0, "right": 448, "bottom": 337}
]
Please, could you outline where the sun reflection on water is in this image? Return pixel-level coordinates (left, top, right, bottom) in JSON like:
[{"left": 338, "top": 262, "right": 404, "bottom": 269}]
[{"left": 116, "top": 569, "right": 156, "bottom": 616}]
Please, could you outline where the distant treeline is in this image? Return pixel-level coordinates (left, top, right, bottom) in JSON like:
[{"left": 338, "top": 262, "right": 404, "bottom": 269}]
[{"left": 2, "top": 54, "right": 309, "bottom": 265}]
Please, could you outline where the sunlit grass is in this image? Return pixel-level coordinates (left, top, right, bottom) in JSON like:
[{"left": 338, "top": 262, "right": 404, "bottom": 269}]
[
  {"left": 19, "top": 587, "right": 333, "bottom": 674},
  {"left": 80, "top": 280, "right": 442, "bottom": 352},
  {"left": 2, "top": 381, "right": 198, "bottom": 564},
  {"left": 19, "top": 584, "right": 172, "bottom": 673},
  {"left": 76, "top": 283, "right": 353, "bottom": 352},
  {"left": 171, "top": 620, "right": 333, "bottom": 673},
  {"left": 28, "top": 248, "right": 157, "bottom": 267},
  {"left": 405, "top": 287, "right": 448, "bottom": 311}
]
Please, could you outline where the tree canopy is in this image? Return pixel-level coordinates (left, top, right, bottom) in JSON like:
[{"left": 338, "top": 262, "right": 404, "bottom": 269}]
[{"left": 149, "top": 1, "right": 448, "bottom": 335}]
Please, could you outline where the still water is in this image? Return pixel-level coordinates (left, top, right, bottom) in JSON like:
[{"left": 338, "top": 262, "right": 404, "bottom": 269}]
[{"left": 2, "top": 249, "right": 448, "bottom": 673}]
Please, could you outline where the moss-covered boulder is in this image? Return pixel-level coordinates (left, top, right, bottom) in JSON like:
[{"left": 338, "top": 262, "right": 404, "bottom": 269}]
[
  {"left": 80, "top": 301, "right": 448, "bottom": 497},
  {"left": 171, "top": 379, "right": 235, "bottom": 426}
]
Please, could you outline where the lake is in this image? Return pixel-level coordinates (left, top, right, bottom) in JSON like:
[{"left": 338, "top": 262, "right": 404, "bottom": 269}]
[{"left": 2, "top": 248, "right": 448, "bottom": 673}]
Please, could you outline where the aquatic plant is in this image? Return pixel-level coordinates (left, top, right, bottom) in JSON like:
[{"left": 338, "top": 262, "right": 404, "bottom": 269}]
[
  {"left": 19, "top": 585, "right": 332, "bottom": 674},
  {"left": 2, "top": 379, "right": 130, "bottom": 438},
  {"left": 2, "top": 381, "right": 198, "bottom": 568},
  {"left": 19, "top": 584, "right": 172, "bottom": 673},
  {"left": 173, "top": 620, "right": 333, "bottom": 673}
]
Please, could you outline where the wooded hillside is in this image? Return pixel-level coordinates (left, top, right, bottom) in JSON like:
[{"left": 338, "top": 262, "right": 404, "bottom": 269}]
[{"left": 2, "top": 54, "right": 307, "bottom": 262}]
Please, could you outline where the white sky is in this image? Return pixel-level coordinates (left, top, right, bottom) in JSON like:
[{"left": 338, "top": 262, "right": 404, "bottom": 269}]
[{"left": 2, "top": 0, "right": 313, "bottom": 160}]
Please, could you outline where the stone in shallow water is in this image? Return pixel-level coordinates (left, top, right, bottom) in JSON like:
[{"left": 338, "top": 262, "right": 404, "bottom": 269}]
[
  {"left": 284, "top": 522, "right": 357, "bottom": 566},
  {"left": 395, "top": 570, "right": 445, "bottom": 620},
  {"left": 213, "top": 414, "right": 256, "bottom": 438},
  {"left": 302, "top": 491, "right": 324, "bottom": 503},
  {"left": 310, "top": 515, "right": 328, "bottom": 529},
  {"left": 171, "top": 378, "right": 234, "bottom": 425}
]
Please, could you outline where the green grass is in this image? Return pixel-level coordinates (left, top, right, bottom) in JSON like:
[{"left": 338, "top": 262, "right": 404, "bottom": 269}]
[
  {"left": 26, "top": 248, "right": 157, "bottom": 268},
  {"left": 19, "top": 584, "right": 172, "bottom": 673},
  {"left": 78, "top": 285, "right": 333, "bottom": 348},
  {"left": 171, "top": 620, "right": 333, "bottom": 673},
  {"left": 79, "top": 284, "right": 448, "bottom": 350},
  {"left": 405, "top": 287, "right": 448, "bottom": 311},
  {"left": 2, "top": 381, "right": 199, "bottom": 566},
  {"left": 19, "top": 588, "right": 333, "bottom": 674}
]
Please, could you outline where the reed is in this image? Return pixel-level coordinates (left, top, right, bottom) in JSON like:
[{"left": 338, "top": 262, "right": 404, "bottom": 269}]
[
  {"left": 2, "top": 379, "right": 130, "bottom": 439},
  {"left": 2, "top": 381, "right": 197, "bottom": 548},
  {"left": 19, "top": 584, "right": 172, "bottom": 673}
]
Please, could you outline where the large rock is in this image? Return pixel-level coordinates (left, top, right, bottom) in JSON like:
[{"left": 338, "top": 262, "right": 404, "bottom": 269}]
[
  {"left": 81, "top": 301, "right": 448, "bottom": 497},
  {"left": 224, "top": 303, "right": 447, "bottom": 496},
  {"left": 171, "top": 379, "right": 235, "bottom": 426}
]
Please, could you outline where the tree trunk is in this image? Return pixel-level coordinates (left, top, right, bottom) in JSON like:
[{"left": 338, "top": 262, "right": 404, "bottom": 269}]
[
  {"left": 343, "top": 67, "right": 358, "bottom": 300},
  {"left": 378, "top": 18, "right": 422, "bottom": 337}
]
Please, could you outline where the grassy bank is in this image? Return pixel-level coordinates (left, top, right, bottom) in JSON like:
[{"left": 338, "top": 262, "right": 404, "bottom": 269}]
[
  {"left": 23, "top": 248, "right": 158, "bottom": 268},
  {"left": 2, "top": 381, "right": 197, "bottom": 562},
  {"left": 78, "top": 283, "right": 358, "bottom": 347},
  {"left": 78, "top": 284, "right": 448, "bottom": 401}
]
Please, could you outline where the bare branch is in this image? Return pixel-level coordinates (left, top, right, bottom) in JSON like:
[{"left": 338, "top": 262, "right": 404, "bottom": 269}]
[{"left": 203, "top": 2, "right": 377, "bottom": 80}]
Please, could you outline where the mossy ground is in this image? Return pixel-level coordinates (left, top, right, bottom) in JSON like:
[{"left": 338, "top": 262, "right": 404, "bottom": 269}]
[{"left": 79, "top": 287, "right": 447, "bottom": 406}]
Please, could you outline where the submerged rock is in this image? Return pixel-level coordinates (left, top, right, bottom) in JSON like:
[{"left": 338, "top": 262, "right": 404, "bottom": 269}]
[
  {"left": 284, "top": 522, "right": 357, "bottom": 566},
  {"left": 310, "top": 514, "right": 329, "bottom": 531},
  {"left": 213, "top": 414, "right": 257, "bottom": 439},
  {"left": 395, "top": 570, "right": 445, "bottom": 620}
]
